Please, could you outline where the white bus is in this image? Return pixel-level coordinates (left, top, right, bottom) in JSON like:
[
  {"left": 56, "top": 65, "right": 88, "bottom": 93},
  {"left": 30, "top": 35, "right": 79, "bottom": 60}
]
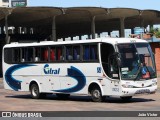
[{"left": 2, "top": 38, "right": 157, "bottom": 102}]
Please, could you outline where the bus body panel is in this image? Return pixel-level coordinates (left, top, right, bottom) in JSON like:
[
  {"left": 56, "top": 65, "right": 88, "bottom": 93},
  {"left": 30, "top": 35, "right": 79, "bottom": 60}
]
[
  {"left": 2, "top": 38, "right": 158, "bottom": 98},
  {"left": 3, "top": 62, "right": 106, "bottom": 95}
]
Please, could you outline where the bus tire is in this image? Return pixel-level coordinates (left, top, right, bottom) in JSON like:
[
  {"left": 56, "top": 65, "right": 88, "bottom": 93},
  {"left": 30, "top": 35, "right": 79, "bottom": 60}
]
[
  {"left": 120, "top": 96, "right": 132, "bottom": 101},
  {"left": 56, "top": 93, "right": 70, "bottom": 99},
  {"left": 91, "top": 87, "right": 106, "bottom": 102},
  {"left": 30, "top": 84, "right": 46, "bottom": 99}
]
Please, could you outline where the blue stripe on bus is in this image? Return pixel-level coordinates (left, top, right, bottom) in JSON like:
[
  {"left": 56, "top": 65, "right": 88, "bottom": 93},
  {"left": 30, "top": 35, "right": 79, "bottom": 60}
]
[
  {"left": 54, "top": 66, "right": 86, "bottom": 93},
  {"left": 5, "top": 64, "right": 36, "bottom": 91}
]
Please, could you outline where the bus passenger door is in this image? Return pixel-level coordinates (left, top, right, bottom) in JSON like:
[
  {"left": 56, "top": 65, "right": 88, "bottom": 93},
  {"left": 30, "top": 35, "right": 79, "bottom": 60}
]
[
  {"left": 109, "top": 55, "right": 120, "bottom": 79},
  {"left": 109, "top": 55, "right": 120, "bottom": 95}
]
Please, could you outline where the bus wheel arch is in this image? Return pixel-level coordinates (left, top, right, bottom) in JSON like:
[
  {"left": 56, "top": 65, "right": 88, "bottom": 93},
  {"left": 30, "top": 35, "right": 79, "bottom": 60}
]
[
  {"left": 88, "top": 82, "right": 105, "bottom": 102},
  {"left": 29, "top": 81, "right": 46, "bottom": 99}
]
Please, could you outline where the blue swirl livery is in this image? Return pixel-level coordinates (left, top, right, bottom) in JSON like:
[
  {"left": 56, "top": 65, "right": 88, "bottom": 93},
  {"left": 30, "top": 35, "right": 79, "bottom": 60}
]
[
  {"left": 5, "top": 64, "right": 35, "bottom": 91},
  {"left": 54, "top": 66, "right": 86, "bottom": 93}
]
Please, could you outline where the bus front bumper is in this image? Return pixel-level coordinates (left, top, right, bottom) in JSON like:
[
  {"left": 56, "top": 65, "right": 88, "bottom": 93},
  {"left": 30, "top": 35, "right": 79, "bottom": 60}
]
[{"left": 120, "top": 86, "right": 157, "bottom": 97}]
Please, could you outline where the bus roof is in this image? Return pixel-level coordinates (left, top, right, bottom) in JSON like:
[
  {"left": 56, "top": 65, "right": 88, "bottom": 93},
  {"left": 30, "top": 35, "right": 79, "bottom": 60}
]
[{"left": 4, "top": 38, "right": 148, "bottom": 48}]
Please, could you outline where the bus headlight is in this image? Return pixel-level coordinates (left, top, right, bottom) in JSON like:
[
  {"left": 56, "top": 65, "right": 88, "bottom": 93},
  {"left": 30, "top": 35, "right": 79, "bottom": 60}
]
[{"left": 122, "top": 84, "right": 133, "bottom": 88}]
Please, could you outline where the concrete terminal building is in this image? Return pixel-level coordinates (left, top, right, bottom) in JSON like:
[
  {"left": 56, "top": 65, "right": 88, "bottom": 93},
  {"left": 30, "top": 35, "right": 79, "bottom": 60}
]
[
  {"left": 0, "top": 0, "right": 9, "bottom": 7},
  {"left": 0, "top": 0, "right": 28, "bottom": 7},
  {"left": 0, "top": 7, "right": 160, "bottom": 76}
]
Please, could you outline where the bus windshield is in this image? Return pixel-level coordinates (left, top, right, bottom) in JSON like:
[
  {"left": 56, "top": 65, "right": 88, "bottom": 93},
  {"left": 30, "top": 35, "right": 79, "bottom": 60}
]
[{"left": 118, "top": 43, "right": 156, "bottom": 80}]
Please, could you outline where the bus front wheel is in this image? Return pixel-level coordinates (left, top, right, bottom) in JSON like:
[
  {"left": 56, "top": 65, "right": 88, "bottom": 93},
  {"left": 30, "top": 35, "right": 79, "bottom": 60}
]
[
  {"left": 91, "top": 88, "right": 106, "bottom": 102},
  {"left": 30, "top": 84, "right": 46, "bottom": 99}
]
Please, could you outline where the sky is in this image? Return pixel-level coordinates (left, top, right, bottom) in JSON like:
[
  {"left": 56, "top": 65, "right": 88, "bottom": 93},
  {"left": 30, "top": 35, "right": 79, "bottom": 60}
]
[{"left": 28, "top": 0, "right": 160, "bottom": 11}]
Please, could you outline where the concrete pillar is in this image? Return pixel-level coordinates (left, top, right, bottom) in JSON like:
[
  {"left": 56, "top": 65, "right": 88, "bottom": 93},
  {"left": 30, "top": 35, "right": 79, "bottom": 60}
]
[
  {"left": 52, "top": 16, "right": 56, "bottom": 41},
  {"left": 5, "top": 15, "right": 9, "bottom": 44},
  {"left": 91, "top": 16, "right": 96, "bottom": 39},
  {"left": 120, "top": 17, "right": 125, "bottom": 37}
]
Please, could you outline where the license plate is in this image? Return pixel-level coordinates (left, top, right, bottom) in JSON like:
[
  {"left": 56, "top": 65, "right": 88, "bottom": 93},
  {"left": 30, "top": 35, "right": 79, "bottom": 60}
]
[{"left": 135, "top": 89, "right": 150, "bottom": 94}]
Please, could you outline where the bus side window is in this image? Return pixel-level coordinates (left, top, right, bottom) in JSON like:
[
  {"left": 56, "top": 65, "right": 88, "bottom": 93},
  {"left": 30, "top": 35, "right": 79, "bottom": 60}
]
[
  {"left": 90, "top": 45, "right": 97, "bottom": 60},
  {"left": 21, "top": 47, "right": 33, "bottom": 62},
  {"left": 4, "top": 48, "right": 12, "bottom": 64},
  {"left": 50, "top": 47, "right": 56, "bottom": 61},
  {"left": 28, "top": 48, "right": 34, "bottom": 62},
  {"left": 35, "top": 47, "right": 41, "bottom": 62},
  {"left": 41, "top": 47, "right": 49, "bottom": 61},
  {"left": 73, "top": 46, "right": 80, "bottom": 60},
  {"left": 66, "top": 46, "right": 73, "bottom": 60},
  {"left": 57, "top": 47, "right": 63, "bottom": 61},
  {"left": 83, "top": 45, "right": 90, "bottom": 60},
  {"left": 21, "top": 48, "right": 25, "bottom": 62},
  {"left": 83, "top": 45, "right": 97, "bottom": 61},
  {"left": 13, "top": 48, "right": 20, "bottom": 63}
]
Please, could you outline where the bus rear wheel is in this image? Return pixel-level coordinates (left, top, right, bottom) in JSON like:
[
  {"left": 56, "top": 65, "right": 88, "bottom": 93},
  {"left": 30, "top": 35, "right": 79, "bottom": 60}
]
[
  {"left": 91, "top": 88, "right": 106, "bottom": 102},
  {"left": 30, "top": 84, "right": 46, "bottom": 99}
]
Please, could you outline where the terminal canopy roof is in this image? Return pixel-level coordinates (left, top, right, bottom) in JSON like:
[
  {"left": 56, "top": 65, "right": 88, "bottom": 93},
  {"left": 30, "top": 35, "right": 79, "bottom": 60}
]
[{"left": 0, "top": 7, "right": 160, "bottom": 38}]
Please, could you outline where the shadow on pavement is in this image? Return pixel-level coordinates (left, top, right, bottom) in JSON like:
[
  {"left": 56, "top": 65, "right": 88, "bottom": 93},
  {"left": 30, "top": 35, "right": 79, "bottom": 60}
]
[{"left": 5, "top": 94, "right": 155, "bottom": 103}]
